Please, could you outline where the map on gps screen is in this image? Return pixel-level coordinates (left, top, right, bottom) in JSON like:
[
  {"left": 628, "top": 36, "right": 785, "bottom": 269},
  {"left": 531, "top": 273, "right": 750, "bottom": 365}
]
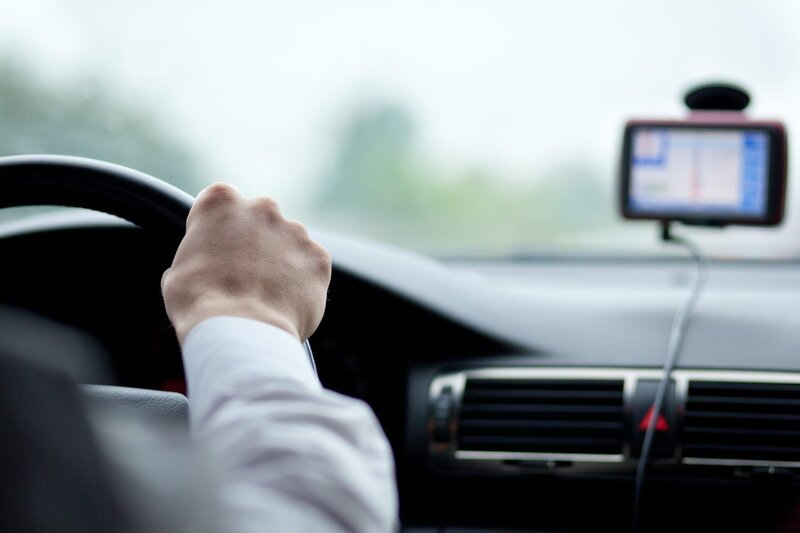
[{"left": 628, "top": 128, "right": 769, "bottom": 217}]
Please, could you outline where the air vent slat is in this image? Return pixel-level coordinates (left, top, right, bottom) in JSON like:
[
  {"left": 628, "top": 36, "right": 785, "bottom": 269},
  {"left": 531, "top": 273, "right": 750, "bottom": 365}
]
[
  {"left": 688, "top": 396, "right": 800, "bottom": 408},
  {"left": 466, "top": 379, "right": 621, "bottom": 392},
  {"left": 683, "top": 380, "right": 800, "bottom": 464},
  {"left": 685, "top": 444, "right": 800, "bottom": 455},
  {"left": 459, "top": 435, "right": 622, "bottom": 454},
  {"left": 460, "top": 426, "right": 622, "bottom": 438},
  {"left": 686, "top": 411, "right": 800, "bottom": 423},
  {"left": 460, "top": 404, "right": 622, "bottom": 415},
  {"left": 459, "top": 419, "right": 623, "bottom": 431},
  {"left": 689, "top": 382, "right": 800, "bottom": 398},
  {"left": 685, "top": 426, "right": 800, "bottom": 439},
  {"left": 455, "top": 377, "right": 624, "bottom": 457},
  {"left": 463, "top": 389, "right": 622, "bottom": 402}
]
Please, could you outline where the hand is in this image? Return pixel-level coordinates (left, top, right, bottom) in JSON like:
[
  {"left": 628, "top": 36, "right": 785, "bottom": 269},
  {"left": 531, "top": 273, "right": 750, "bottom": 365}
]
[{"left": 162, "top": 183, "right": 332, "bottom": 344}]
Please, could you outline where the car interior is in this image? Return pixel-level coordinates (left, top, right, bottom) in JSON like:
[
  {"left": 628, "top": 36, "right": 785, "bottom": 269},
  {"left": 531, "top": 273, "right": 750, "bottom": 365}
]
[{"left": 3, "top": 2, "right": 800, "bottom": 532}]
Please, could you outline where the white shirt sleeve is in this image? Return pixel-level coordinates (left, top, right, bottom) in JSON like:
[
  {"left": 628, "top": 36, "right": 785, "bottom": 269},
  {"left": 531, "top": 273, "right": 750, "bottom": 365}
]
[{"left": 182, "top": 316, "right": 399, "bottom": 533}]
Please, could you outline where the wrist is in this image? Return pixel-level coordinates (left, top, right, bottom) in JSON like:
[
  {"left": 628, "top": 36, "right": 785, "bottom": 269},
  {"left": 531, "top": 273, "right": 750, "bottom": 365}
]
[{"left": 170, "top": 294, "right": 299, "bottom": 344}]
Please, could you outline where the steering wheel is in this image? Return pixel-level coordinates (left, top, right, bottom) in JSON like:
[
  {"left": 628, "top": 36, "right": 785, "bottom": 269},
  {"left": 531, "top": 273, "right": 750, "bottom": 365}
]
[
  {"left": 0, "top": 154, "right": 316, "bottom": 423},
  {"left": 0, "top": 154, "right": 193, "bottom": 243}
]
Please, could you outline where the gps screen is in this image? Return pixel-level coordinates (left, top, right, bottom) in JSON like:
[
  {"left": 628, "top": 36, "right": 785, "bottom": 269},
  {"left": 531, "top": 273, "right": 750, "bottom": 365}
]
[{"left": 627, "top": 127, "right": 771, "bottom": 218}]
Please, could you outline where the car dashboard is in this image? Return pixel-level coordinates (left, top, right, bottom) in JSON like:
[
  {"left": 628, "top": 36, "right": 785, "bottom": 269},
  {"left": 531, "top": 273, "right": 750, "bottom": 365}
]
[{"left": 3, "top": 211, "right": 800, "bottom": 532}]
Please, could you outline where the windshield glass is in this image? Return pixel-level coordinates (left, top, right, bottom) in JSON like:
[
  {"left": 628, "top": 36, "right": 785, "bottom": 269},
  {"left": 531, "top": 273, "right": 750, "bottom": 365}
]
[{"left": 1, "top": 0, "right": 799, "bottom": 258}]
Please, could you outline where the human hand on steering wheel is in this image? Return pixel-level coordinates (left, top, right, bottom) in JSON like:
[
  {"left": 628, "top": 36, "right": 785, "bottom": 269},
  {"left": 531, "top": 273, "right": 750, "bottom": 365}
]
[{"left": 161, "top": 182, "right": 332, "bottom": 344}]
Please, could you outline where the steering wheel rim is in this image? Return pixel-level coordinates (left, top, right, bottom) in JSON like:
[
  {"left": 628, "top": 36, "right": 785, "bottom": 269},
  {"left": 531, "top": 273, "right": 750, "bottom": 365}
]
[
  {"left": 0, "top": 154, "right": 195, "bottom": 249},
  {"left": 0, "top": 154, "right": 318, "bottom": 382}
]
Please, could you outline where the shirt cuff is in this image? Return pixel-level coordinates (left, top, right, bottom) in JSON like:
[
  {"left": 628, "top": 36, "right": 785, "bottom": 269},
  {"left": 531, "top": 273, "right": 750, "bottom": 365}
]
[{"left": 182, "top": 316, "right": 321, "bottom": 416}]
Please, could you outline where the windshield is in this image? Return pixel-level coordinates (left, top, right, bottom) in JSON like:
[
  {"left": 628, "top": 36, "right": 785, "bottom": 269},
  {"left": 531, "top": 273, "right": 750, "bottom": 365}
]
[{"left": 1, "top": 0, "right": 799, "bottom": 258}]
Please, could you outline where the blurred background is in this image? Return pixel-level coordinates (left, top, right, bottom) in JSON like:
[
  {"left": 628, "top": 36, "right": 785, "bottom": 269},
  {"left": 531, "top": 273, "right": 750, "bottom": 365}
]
[{"left": 1, "top": 0, "right": 799, "bottom": 257}]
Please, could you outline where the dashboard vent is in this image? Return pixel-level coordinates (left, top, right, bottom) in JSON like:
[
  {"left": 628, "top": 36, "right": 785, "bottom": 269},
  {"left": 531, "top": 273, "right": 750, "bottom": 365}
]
[
  {"left": 683, "top": 381, "right": 800, "bottom": 464},
  {"left": 456, "top": 378, "right": 625, "bottom": 456}
]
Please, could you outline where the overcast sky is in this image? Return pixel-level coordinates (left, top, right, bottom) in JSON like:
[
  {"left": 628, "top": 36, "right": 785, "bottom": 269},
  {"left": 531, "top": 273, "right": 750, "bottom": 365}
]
[{"left": 3, "top": 0, "right": 800, "bottom": 253}]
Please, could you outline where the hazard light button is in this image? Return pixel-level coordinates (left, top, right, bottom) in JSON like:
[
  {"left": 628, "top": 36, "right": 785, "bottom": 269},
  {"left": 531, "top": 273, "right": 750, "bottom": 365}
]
[
  {"left": 630, "top": 380, "right": 676, "bottom": 459},
  {"left": 638, "top": 405, "right": 670, "bottom": 432}
]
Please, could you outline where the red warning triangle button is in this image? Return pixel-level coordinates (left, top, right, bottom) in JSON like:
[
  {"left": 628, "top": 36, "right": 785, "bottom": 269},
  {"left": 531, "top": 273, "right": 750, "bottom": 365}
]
[{"left": 638, "top": 406, "right": 669, "bottom": 432}]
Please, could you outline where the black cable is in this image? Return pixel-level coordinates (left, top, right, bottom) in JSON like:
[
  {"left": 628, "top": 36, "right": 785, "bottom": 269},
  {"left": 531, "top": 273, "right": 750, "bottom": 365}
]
[{"left": 631, "top": 223, "right": 710, "bottom": 533}]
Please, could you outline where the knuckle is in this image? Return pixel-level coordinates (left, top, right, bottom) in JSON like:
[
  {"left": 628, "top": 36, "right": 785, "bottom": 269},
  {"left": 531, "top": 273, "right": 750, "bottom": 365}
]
[
  {"left": 199, "top": 182, "right": 239, "bottom": 205},
  {"left": 160, "top": 268, "right": 171, "bottom": 290},
  {"left": 311, "top": 242, "right": 332, "bottom": 274},
  {"left": 252, "top": 197, "right": 282, "bottom": 220},
  {"left": 188, "top": 183, "right": 240, "bottom": 227},
  {"left": 253, "top": 196, "right": 279, "bottom": 212},
  {"left": 287, "top": 220, "right": 309, "bottom": 239},
  {"left": 160, "top": 269, "right": 181, "bottom": 298}
]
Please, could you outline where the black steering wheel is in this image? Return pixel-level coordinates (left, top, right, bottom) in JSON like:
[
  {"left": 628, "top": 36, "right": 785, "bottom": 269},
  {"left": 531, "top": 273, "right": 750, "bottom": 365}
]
[
  {"left": 0, "top": 154, "right": 194, "bottom": 247},
  {"left": 0, "top": 154, "right": 316, "bottom": 422}
]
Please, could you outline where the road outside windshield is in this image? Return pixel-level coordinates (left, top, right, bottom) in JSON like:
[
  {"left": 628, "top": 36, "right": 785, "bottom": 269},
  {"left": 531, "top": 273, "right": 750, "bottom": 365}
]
[{"left": 1, "top": 0, "right": 800, "bottom": 258}]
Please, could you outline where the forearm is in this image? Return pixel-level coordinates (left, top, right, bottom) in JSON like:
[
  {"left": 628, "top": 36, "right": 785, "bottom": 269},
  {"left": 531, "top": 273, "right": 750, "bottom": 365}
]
[{"left": 183, "top": 317, "right": 398, "bottom": 533}]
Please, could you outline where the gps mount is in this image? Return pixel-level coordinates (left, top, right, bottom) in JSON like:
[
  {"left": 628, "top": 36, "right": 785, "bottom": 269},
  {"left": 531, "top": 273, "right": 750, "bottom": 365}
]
[{"left": 684, "top": 83, "right": 751, "bottom": 112}]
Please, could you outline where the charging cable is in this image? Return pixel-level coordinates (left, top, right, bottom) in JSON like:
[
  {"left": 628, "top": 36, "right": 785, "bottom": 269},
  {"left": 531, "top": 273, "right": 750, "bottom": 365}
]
[{"left": 631, "top": 222, "right": 711, "bottom": 533}]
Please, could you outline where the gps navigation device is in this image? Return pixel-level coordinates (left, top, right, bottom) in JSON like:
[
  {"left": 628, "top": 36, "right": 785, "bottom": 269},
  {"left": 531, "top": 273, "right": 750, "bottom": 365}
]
[{"left": 620, "top": 120, "right": 787, "bottom": 226}]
